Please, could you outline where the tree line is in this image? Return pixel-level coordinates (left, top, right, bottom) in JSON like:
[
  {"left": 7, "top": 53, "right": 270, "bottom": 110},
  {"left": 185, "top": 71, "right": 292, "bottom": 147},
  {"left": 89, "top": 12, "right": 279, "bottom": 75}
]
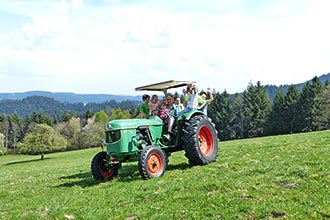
[
  {"left": 0, "top": 107, "right": 132, "bottom": 157},
  {"left": 1, "top": 76, "right": 330, "bottom": 157},
  {"left": 208, "top": 76, "right": 330, "bottom": 141}
]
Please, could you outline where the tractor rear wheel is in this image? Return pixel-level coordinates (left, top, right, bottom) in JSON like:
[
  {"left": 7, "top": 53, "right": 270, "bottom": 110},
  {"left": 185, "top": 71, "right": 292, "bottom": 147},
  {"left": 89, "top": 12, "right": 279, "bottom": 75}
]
[
  {"left": 138, "top": 145, "right": 167, "bottom": 180},
  {"left": 183, "top": 115, "right": 219, "bottom": 165},
  {"left": 91, "top": 151, "right": 118, "bottom": 180}
]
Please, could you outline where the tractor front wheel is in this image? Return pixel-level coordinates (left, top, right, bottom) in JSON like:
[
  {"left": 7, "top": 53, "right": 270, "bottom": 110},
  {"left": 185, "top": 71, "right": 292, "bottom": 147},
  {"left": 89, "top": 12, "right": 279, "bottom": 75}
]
[
  {"left": 138, "top": 145, "right": 167, "bottom": 180},
  {"left": 91, "top": 151, "right": 118, "bottom": 180}
]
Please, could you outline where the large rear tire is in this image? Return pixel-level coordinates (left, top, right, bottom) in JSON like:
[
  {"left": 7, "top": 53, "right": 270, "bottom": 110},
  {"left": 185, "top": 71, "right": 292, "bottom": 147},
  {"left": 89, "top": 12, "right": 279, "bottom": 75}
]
[
  {"left": 91, "top": 151, "right": 118, "bottom": 180},
  {"left": 138, "top": 145, "right": 167, "bottom": 180},
  {"left": 183, "top": 115, "right": 219, "bottom": 165}
]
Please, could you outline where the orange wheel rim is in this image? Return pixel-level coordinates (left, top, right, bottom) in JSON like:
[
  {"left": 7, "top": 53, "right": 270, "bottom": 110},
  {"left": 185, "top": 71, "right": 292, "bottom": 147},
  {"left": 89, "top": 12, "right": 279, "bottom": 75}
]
[
  {"left": 98, "top": 160, "right": 115, "bottom": 178},
  {"left": 198, "top": 126, "right": 214, "bottom": 157},
  {"left": 147, "top": 152, "right": 163, "bottom": 175}
]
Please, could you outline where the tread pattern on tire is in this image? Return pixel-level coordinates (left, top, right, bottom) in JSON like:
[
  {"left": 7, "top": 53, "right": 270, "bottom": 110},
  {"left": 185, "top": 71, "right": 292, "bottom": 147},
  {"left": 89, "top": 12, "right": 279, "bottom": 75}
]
[{"left": 182, "top": 115, "right": 219, "bottom": 165}]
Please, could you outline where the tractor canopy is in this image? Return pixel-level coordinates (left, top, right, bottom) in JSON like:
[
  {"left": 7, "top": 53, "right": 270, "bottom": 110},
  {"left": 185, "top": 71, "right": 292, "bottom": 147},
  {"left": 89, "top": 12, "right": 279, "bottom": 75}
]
[{"left": 135, "top": 80, "right": 196, "bottom": 94}]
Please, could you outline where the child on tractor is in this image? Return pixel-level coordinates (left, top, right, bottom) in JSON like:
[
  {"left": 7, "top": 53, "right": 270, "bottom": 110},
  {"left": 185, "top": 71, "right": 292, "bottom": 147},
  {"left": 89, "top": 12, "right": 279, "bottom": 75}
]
[
  {"left": 178, "top": 84, "right": 198, "bottom": 116},
  {"left": 149, "top": 94, "right": 160, "bottom": 116},
  {"left": 197, "top": 88, "right": 214, "bottom": 115},
  {"left": 139, "top": 94, "right": 150, "bottom": 118}
]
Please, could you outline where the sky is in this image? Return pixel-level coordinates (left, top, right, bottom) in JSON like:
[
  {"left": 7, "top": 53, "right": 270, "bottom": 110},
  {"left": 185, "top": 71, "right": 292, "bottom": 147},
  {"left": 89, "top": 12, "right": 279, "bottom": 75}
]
[{"left": 0, "top": 0, "right": 330, "bottom": 95}]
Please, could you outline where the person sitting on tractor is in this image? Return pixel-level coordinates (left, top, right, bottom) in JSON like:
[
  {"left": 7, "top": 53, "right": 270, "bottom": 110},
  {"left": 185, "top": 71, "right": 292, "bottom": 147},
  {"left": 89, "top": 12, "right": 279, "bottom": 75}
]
[
  {"left": 159, "top": 94, "right": 176, "bottom": 140},
  {"left": 149, "top": 94, "right": 160, "bottom": 116},
  {"left": 174, "top": 96, "right": 184, "bottom": 112},
  {"left": 178, "top": 84, "right": 198, "bottom": 116},
  {"left": 165, "top": 95, "right": 183, "bottom": 137},
  {"left": 159, "top": 98, "right": 170, "bottom": 124},
  {"left": 139, "top": 94, "right": 150, "bottom": 119},
  {"left": 197, "top": 88, "right": 214, "bottom": 115}
]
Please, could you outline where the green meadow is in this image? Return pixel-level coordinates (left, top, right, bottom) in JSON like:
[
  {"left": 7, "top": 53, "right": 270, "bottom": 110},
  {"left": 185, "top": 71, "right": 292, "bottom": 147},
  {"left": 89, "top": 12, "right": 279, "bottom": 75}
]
[{"left": 0, "top": 131, "right": 329, "bottom": 220}]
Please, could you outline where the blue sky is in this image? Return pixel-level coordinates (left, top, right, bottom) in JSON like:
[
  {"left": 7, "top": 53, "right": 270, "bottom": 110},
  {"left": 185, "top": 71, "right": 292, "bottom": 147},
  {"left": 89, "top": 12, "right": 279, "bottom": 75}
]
[{"left": 0, "top": 0, "right": 329, "bottom": 95}]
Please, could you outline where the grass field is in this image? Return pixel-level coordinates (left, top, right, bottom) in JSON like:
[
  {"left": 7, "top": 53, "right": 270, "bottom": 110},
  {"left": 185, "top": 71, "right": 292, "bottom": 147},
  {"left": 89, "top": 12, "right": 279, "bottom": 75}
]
[{"left": 0, "top": 131, "right": 329, "bottom": 220}]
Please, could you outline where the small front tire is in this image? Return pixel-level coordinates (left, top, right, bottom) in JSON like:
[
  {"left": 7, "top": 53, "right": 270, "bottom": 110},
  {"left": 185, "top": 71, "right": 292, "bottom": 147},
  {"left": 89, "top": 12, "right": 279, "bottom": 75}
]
[
  {"left": 91, "top": 151, "right": 118, "bottom": 181},
  {"left": 138, "top": 145, "right": 167, "bottom": 180}
]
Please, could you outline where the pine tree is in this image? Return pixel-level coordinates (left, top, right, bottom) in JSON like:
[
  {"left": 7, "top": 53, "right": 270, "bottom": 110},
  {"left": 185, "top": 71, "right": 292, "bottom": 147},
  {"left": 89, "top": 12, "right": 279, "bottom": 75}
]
[
  {"left": 296, "top": 77, "right": 323, "bottom": 132},
  {"left": 208, "top": 92, "right": 221, "bottom": 138},
  {"left": 231, "top": 94, "right": 244, "bottom": 139},
  {"left": 311, "top": 77, "right": 323, "bottom": 130},
  {"left": 284, "top": 85, "right": 299, "bottom": 133},
  {"left": 266, "top": 90, "right": 286, "bottom": 135},
  {"left": 208, "top": 91, "right": 234, "bottom": 141},
  {"left": 315, "top": 84, "right": 330, "bottom": 129},
  {"left": 243, "top": 81, "right": 271, "bottom": 138}
]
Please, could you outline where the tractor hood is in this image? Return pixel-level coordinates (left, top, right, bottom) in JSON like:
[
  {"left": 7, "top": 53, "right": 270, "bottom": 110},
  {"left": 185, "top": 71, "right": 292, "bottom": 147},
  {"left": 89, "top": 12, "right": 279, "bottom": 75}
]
[{"left": 106, "top": 116, "right": 163, "bottom": 131}]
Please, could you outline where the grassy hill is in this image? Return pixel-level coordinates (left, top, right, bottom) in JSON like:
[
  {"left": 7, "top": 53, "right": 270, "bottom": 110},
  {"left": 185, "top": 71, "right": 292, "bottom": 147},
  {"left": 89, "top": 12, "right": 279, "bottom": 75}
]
[{"left": 0, "top": 131, "right": 329, "bottom": 219}]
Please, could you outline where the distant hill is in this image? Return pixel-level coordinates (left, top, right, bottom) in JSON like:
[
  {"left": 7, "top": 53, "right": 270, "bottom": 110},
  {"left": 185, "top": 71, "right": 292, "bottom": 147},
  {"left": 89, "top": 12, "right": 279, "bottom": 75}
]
[
  {"left": 0, "top": 91, "right": 141, "bottom": 103},
  {"left": 0, "top": 72, "right": 329, "bottom": 104},
  {"left": 264, "top": 72, "right": 330, "bottom": 100},
  {"left": 0, "top": 96, "right": 140, "bottom": 117}
]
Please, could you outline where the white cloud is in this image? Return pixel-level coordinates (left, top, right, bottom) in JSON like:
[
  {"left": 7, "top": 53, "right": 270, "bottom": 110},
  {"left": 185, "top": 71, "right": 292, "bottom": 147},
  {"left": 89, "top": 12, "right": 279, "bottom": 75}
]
[
  {"left": 0, "top": 0, "right": 329, "bottom": 94},
  {"left": 52, "top": 0, "right": 83, "bottom": 14}
]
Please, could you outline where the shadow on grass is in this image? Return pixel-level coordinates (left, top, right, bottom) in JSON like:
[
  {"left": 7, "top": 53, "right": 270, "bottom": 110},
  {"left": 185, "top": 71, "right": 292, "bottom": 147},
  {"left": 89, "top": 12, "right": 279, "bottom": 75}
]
[
  {"left": 56, "top": 164, "right": 140, "bottom": 188},
  {"left": 57, "top": 173, "right": 103, "bottom": 188},
  {"left": 167, "top": 162, "right": 192, "bottom": 171},
  {"left": 4, "top": 158, "right": 51, "bottom": 165},
  {"left": 56, "top": 162, "right": 191, "bottom": 188}
]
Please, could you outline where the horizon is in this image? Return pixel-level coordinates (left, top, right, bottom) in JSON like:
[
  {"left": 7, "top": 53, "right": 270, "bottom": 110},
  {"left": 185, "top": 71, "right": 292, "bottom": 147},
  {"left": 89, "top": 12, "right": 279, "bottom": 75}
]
[
  {"left": 0, "top": 72, "right": 329, "bottom": 97},
  {"left": 1, "top": 1, "right": 330, "bottom": 95}
]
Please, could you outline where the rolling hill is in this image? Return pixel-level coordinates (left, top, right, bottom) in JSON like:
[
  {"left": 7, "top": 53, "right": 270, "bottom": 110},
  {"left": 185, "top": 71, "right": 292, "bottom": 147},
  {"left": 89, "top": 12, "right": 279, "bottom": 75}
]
[{"left": 0, "top": 91, "right": 141, "bottom": 103}]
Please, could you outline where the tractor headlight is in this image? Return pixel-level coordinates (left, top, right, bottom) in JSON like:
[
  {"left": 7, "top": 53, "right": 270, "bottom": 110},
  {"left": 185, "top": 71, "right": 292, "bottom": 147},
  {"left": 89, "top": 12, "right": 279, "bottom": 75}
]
[
  {"left": 105, "top": 123, "right": 111, "bottom": 131},
  {"left": 105, "top": 130, "right": 121, "bottom": 143}
]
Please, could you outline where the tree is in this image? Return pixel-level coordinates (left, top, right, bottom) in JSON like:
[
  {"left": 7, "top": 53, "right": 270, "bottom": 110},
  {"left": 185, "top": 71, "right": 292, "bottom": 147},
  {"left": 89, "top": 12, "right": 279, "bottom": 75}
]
[
  {"left": 31, "top": 112, "right": 52, "bottom": 126},
  {"left": 7, "top": 116, "right": 17, "bottom": 151},
  {"left": 0, "top": 133, "right": 5, "bottom": 156},
  {"left": 243, "top": 81, "right": 271, "bottom": 138},
  {"left": 109, "top": 109, "right": 131, "bottom": 120},
  {"left": 315, "top": 84, "right": 330, "bottom": 129},
  {"left": 81, "top": 122, "right": 104, "bottom": 148},
  {"left": 266, "top": 90, "right": 286, "bottom": 135},
  {"left": 18, "top": 124, "right": 68, "bottom": 160},
  {"left": 296, "top": 77, "right": 323, "bottom": 132},
  {"left": 325, "top": 80, "right": 330, "bottom": 88},
  {"left": 284, "top": 85, "right": 300, "bottom": 133},
  {"left": 55, "top": 117, "right": 83, "bottom": 150},
  {"left": 82, "top": 109, "right": 94, "bottom": 126},
  {"left": 0, "top": 114, "right": 9, "bottom": 148},
  {"left": 208, "top": 91, "right": 235, "bottom": 140},
  {"left": 61, "top": 110, "right": 77, "bottom": 122},
  {"left": 231, "top": 94, "right": 245, "bottom": 139},
  {"left": 95, "top": 110, "right": 109, "bottom": 123}
]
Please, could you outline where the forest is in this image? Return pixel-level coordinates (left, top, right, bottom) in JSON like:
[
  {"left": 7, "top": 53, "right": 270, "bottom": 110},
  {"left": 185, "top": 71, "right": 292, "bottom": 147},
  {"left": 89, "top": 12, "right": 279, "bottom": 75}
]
[
  {"left": 1, "top": 76, "right": 330, "bottom": 156},
  {"left": 208, "top": 76, "right": 330, "bottom": 140}
]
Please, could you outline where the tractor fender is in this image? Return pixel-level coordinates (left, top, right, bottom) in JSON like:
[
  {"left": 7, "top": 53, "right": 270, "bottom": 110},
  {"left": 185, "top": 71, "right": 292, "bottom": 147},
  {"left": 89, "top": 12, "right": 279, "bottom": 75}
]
[{"left": 177, "top": 109, "right": 204, "bottom": 121}]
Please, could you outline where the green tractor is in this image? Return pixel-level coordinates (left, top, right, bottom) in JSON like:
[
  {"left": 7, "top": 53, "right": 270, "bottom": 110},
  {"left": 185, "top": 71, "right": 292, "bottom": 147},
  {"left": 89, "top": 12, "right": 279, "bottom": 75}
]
[{"left": 91, "top": 80, "right": 219, "bottom": 180}]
